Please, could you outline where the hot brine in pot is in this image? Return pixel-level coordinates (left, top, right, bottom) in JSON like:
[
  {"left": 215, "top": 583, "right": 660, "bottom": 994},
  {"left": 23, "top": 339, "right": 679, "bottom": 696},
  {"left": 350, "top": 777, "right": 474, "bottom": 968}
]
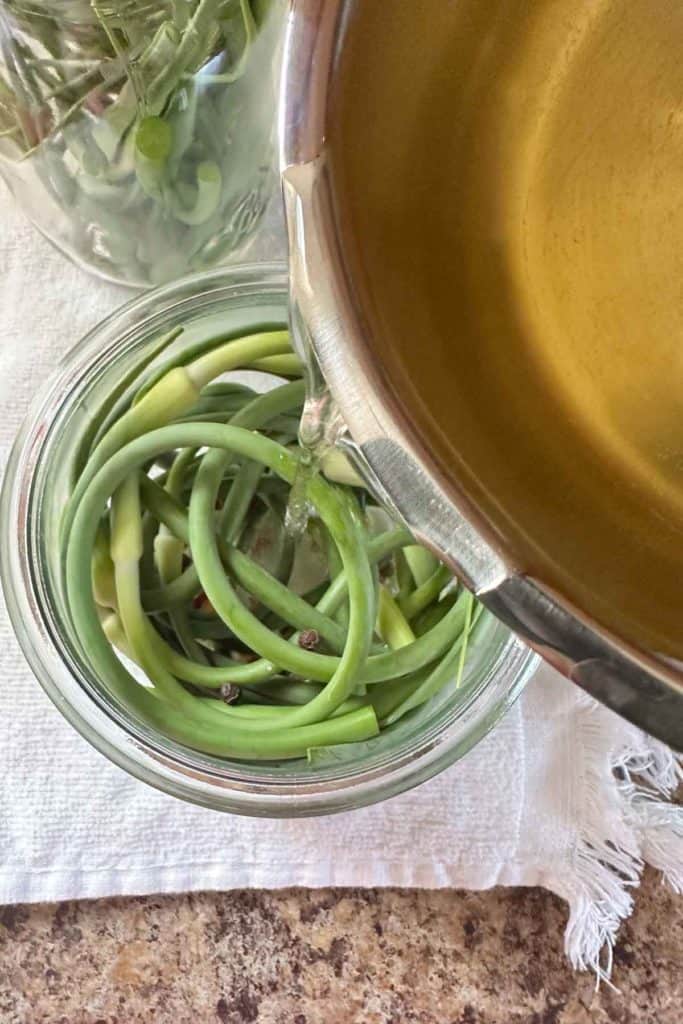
[{"left": 327, "top": 0, "right": 683, "bottom": 661}]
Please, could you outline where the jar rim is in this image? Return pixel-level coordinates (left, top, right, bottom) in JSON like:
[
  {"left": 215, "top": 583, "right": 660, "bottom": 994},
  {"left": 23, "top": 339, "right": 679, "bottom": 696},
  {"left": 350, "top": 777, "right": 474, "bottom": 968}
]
[{"left": 0, "top": 262, "right": 539, "bottom": 816}]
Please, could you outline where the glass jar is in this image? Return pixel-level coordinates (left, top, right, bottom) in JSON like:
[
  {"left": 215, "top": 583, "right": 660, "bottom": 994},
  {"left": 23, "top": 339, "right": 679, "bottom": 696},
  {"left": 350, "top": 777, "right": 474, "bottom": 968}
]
[
  {"left": 0, "top": 263, "right": 538, "bottom": 816},
  {"left": 0, "top": 1, "right": 281, "bottom": 286}
]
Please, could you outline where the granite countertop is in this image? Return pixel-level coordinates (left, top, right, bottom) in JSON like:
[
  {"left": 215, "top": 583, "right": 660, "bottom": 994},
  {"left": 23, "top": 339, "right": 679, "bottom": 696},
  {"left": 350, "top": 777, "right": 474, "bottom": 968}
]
[{"left": 0, "top": 868, "right": 680, "bottom": 1024}]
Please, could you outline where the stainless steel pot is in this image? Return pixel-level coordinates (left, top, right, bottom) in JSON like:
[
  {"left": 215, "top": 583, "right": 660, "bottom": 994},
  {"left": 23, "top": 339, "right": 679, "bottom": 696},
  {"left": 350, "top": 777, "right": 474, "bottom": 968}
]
[{"left": 278, "top": 0, "right": 683, "bottom": 750}]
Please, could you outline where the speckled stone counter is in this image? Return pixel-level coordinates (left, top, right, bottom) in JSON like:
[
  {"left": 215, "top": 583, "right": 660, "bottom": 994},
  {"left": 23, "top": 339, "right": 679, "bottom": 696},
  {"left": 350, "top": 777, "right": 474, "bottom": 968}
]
[{"left": 0, "top": 869, "right": 680, "bottom": 1023}]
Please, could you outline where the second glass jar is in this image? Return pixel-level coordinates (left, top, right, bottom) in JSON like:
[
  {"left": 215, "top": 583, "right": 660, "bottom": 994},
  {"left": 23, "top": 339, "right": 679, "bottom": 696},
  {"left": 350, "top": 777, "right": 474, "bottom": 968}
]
[{"left": 0, "top": 0, "right": 281, "bottom": 286}]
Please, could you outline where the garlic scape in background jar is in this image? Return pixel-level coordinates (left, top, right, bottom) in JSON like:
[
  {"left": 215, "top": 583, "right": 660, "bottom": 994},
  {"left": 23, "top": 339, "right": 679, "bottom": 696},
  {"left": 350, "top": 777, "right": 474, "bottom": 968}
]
[{"left": 0, "top": 0, "right": 281, "bottom": 286}]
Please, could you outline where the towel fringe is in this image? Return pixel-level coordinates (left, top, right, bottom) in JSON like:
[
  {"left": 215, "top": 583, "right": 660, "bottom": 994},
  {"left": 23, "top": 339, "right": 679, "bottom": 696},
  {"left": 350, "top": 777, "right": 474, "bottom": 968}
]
[
  {"left": 562, "top": 696, "right": 682, "bottom": 982},
  {"left": 618, "top": 744, "right": 683, "bottom": 895}
]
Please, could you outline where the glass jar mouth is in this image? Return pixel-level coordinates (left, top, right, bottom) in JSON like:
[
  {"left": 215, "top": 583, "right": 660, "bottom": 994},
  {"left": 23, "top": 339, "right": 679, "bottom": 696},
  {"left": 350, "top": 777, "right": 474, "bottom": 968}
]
[{"left": 0, "top": 262, "right": 538, "bottom": 816}]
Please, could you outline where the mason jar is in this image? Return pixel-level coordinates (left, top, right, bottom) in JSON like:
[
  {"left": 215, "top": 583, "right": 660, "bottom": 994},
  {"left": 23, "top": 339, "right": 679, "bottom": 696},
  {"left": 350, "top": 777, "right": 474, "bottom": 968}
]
[
  {"left": 0, "top": 262, "right": 538, "bottom": 816},
  {"left": 0, "top": 1, "right": 281, "bottom": 286}
]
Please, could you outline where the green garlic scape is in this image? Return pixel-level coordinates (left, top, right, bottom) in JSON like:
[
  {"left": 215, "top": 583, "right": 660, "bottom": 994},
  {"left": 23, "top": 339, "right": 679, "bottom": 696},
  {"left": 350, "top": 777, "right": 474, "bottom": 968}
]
[{"left": 62, "top": 321, "right": 482, "bottom": 762}]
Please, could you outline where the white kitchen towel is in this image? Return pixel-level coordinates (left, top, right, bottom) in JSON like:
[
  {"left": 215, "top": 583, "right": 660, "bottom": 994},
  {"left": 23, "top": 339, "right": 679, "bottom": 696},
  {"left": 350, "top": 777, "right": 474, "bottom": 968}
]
[{"left": 0, "top": 191, "right": 681, "bottom": 979}]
